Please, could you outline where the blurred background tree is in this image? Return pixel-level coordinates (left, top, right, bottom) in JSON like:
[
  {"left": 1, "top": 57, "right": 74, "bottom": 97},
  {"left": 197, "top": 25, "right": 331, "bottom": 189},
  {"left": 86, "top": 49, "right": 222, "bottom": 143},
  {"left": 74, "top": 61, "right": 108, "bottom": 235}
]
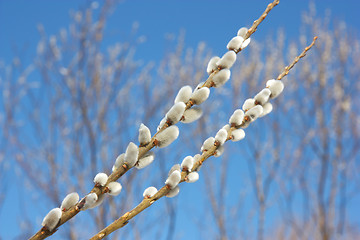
[{"left": 0, "top": 1, "right": 359, "bottom": 239}]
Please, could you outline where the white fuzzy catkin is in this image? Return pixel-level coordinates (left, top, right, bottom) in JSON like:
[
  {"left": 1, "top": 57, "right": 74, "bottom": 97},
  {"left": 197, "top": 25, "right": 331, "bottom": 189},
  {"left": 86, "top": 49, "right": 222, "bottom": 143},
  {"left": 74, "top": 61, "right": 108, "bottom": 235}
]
[
  {"left": 240, "top": 38, "right": 251, "bottom": 50},
  {"left": 166, "top": 186, "right": 180, "bottom": 198},
  {"left": 186, "top": 172, "right": 199, "bottom": 183},
  {"left": 166, "top": 102, "right": 186, "bottom": 124},
  {"left": 242, "top": 98, "right": 256, "bottom": 111},
  {"left": 112, "top": 153, "right": 125, "bottom": 172},
  {"left": 215, "top": 129, "right": 228, "bottom": 145},
  {"left": 214, "top": 145, "right": 225, "bottom": 157},
  {"left": 245, "top": 105, "right": 264, "bottom": 121},
  {"left": 193, "top": 154, "right": 202, "bottom": 171},
  {"left": 81, "top": 193, "right": 98, "bottom": 210},
  {"left": 157, "top": 117, "right": 167, "bottom": 131},
  {"left": 227, "top": 36, "right": 244, "bottom": 52},
  {"left": 138, "top": 123, "right": 151, "bottom": 146},
  {"left": 165, "top": 170, "right": 181, "bottom": 189},
  {"left": 143, "top": 186, "right": 158, "bottom": 198},
  {"left": 168, "top": 164, "right": 181, "bottom": 177},
  {"left": 155, "top": 125, "right": 179, "bottom": 148},
  {"left": 93, "top": 173, "right": 108, "bottom": 187},
  {"left": 231, "top": 129, "right": 246, "bottom": 142},
  {"left": 124, "top": 142, "right": 138, "bottom": 167},
  {"left": 216, "top": 51, "right": 237, "bottom": 69},
  {"left": 207, "top": 56, "right": 221, "bottom": 75},
  {"left": 61, "top": 192, "right": 79, "bottom": 211},
  {"left": 212, "top": 69, "right": 231, "bottom": 87},
  {"left": 90, "top": 194, "right": 105, "bottom": 209},
  {"left": 42, "top": 208, "right": 62, "bottom": 231},
  {"left": 135, "top": 152, "right": 155, "bottom": 169},
  {"left": 190, "top": 87, "right": 210, "bottom": 105},
  {"left": 174, "top": 85, "right": 192, "bottom": 104},
  {"left": 266, "top": 79, "right": 284, "bottom": 98},
  {"left": 107, "top": 182, "right": 122, "bottom": 196},
  {"left": 229, "top": 109, "right": 245, "bottom": 126},
  {"left": 181, "top": 107, "right": 203, "bottom": 123},
  {"left": 237, "top": 27, "right": 248, "bottom": 38},
  {"left": 254, "top": 88, "right": 271, "bottom": 105},
  {"left": 181, "top": 156, "right": 194, "bottom": 171},
  {"left": 222, "top": 124, "right": 230, "bottom": 132},
  {"left": 260, "top": 102, "right": 273, "bottom": 117},
  {"left": 201, "top": 137, "right": 215, "bottom": 152}
]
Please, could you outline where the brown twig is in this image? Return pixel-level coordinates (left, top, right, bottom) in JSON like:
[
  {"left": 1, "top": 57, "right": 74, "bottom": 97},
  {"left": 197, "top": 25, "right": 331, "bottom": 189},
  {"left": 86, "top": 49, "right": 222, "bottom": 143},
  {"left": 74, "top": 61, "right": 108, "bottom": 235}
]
[
  {"left": 276, "top": 36, "right": 318, "bottom": 81},
  {"left": 90, "top": 37, "right": 318, "bottom": 240}
]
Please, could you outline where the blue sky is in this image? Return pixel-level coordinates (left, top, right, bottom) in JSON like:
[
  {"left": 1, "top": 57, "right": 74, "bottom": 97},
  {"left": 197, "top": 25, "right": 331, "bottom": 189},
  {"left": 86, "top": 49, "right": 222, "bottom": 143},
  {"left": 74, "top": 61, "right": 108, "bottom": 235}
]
[
  {"left": 1, "top": 0, "right": 360, "bottom": 239},
  {"left": 1, "top": 0, "right": 360, "bottom": 64}
]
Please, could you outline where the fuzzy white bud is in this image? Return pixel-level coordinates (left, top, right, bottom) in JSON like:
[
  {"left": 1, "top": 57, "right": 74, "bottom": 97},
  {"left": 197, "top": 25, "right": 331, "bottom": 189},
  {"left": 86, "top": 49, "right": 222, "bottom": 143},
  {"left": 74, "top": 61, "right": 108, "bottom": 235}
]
[
  {"left": 90, "top": 194, "right": 105, "bottom": 209},
  {"left": 229, "top": 109, "right": 244, "bottom": 126},
  {"left": 168, "top": 164, "right": 181, "bottom": 177},
  {"left": 107, "top": 182, "right": 122, "bottom": 196},
  {"left": 266, "top": 79, "right": 284, "bottom": 98},
  {"left": 186, "top": 172, "right": 199, "bottom": 183},
  {"left": 193, "top": 154, "right": 202, "bottom": 171},
  {"left": 157, "top": 117, "right": 167, "bottom": 131},
  {"left": 237, "top": 27, "right": 248, "bottom": 38},
  {"left": 124, "top": 142, "right": 138, "bottom": 168},
  {"left": 155, "top": 125, "right": 179, "bottom": 148},
  {"left": 260, "top": 102, "right": 273, "bottom": 117},
  {"left": 42, "top": 208, "right": 62, "bottom": 231},
  {"left": 242, "top": 98, "right": 256, "bottom": 112},
  {"left": 214, "top": 145, "right": 225, "bottom": 157},
  {"left": 231, "top": 129, "right": 245, "bottom": 142},
  {"left": 222, "top": 124, "right": 230, "bottom": 132},
  {"left": 166, "top": 102, "right": 186, "bottom": 124},
  {"left": 181, "top": 156, "right": 194, "bottom": 171},
  {"left": 143, "top": 186, "right": 157, "bottom": 198},
  {"left": 190, "top": 87, "right": 210, "bottom": 105},
  {"left": 245, "top": 105, "right": 264, "bottom": 122},
  {"left": 61, "top": 192, "right": 79, "bottom": 212},
  {"left": 181, "top": 107, "right": 203, "bottom": 123},
  {"left": 240, "top": 38, "right": 251, "bottom": 50},
  {"left": 166, "top": 186, "right": 180, "bottom": 198},
  {"left": 227, "top": 36, "right": 244, "bottom": 52},
  {"left": 217, "top": 51, "right": 237, "bottom": 69},
  {"left": 112, "top": 153, "right": 125, "bottom": 172},
  {"left": 174, "top": 85, "right": 193, "bottom": 104},
  {"left": 207, "top": 56, "right": 221, "bottom": 75},
  {"left": 215, "top": 129, "right": 228, "bottom": 145},
  {"left": 165, "top": 170, "right": 181, "bottom": 189},
  {"left": 254, "top": 88, "right": 271, "bottom": 105},
  {"left": 81, "top": 193, "right": 98, "bottom": 210},
  {"left": 201, "top": 137, "right": 215, "bottom": 152},
  {"left": 93, "top": 173, "right": 108, "bottom": 187},
  {"left": 135, "top": 152, "right": 155, "bottom": 169},
  {"left": 138, "top": 123, "right": 151, "bottom": 146},
  {"left": 212, "top": 69, "right": 231, "bottom": 88}
]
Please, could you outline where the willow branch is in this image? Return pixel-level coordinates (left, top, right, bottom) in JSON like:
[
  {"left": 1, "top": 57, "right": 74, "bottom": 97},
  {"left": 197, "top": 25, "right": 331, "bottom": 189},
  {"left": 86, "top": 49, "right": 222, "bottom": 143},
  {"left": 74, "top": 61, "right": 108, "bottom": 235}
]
[
  {"left": 276, "top": 36, "right": 318, "bottom": 80},
  {"left": 28, "top": 2, "right": 281, "bottom": 240},
  {"left": 90, "top": 36, "right": 318, "bottom": 240},
  {"left": 202, "top": 0, "right": 280, "bottom": 89}
]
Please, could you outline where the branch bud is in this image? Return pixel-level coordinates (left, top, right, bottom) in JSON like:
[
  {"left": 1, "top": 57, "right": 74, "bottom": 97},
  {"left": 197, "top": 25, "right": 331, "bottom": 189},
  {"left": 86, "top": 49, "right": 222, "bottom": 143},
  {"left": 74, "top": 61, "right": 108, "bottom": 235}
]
[
  {"left": 124, "top": 142, "right": 139, "bottom": 168},
  {"left": 174, "top": 85, "right": 193, "bottom": 104},
  {"left": 155, "top": 125, "right": 179, "bottom": 148},
  {"left": 42, "top": 208, "right": 62, "bottom": 231},
  {"left": 165, "top": 170, "right": 181, "bottom": 189}
]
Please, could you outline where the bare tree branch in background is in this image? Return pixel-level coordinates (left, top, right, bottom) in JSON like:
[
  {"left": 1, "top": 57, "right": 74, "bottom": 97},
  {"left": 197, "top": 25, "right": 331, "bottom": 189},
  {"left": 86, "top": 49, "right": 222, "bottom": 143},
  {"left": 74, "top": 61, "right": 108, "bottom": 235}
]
[{"left": 1, "top": 1, "right": 359, "bottom": 240}]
